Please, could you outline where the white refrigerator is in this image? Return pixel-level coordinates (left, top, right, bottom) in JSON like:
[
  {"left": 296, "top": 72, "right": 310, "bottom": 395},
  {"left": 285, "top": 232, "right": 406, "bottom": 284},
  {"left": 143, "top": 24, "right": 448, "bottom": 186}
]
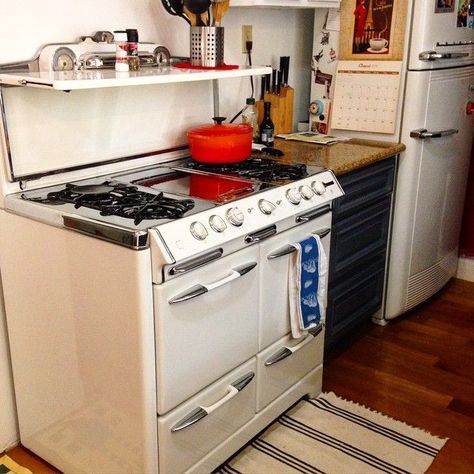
[{"left": 314, "top": 0, "right": 474, "bottom": 322}]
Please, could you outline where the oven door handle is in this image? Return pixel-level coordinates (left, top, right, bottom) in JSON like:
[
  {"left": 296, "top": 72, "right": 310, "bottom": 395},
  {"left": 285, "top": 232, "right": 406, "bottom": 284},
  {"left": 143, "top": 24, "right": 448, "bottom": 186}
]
[
  {"left": 296, "top": 204, "right": 331, "bottom": 223},
  {"left": 168, "top": 261, "right": 257, "bottom": 304},
  {"left": 170, "top": 372, "right": 255, "bottom": 432},
  {"left": 264, "top": 324, "right": 324, "bottom": 366},
  {"left": 266, "top": 228, "right": 331, "bottom": 260}
]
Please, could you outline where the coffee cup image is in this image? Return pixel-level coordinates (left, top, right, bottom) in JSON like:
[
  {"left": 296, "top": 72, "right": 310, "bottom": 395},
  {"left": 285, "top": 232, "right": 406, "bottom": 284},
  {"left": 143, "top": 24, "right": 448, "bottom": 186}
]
[{"left": 369, "top": 38, "right": 388, "bottom": 51}]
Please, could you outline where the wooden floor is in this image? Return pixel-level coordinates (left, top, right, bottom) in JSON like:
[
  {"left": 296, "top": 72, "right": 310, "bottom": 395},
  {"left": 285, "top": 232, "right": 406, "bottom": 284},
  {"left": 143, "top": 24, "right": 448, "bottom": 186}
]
[{"left": 4, "top": 278, "right": 474, "bottom": 473}]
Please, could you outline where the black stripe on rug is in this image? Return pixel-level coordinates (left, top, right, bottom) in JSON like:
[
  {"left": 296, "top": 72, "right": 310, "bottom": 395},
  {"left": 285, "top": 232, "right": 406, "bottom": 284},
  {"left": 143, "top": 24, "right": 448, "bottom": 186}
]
[
  {"left": 251, "top": 438, "right": 326, "bottom": 474},
  {"left": 309, "top": 397, "right": 438, "bottom": 457},
  {"left": 279, "top": 414, "right": 411, "bottom": 474},
  {"left": 217, "top": 463, "right": 242, "bottom": 473}
]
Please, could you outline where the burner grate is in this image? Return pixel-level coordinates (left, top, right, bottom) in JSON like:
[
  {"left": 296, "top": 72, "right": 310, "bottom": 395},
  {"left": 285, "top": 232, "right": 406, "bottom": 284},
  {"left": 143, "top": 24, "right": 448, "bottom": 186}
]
[
  {"left": 186, "top": 158, "right": 308, "bottom": 182},
  {"left": 22, "top": 181, "right": 195, "bottom": 224}
]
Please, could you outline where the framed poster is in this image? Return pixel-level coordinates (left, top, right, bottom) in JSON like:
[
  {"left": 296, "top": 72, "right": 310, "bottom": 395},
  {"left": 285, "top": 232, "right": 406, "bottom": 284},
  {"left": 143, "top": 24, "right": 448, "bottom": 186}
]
[{"left": 339, "top": 0, "right": 408, "bottom": 60}]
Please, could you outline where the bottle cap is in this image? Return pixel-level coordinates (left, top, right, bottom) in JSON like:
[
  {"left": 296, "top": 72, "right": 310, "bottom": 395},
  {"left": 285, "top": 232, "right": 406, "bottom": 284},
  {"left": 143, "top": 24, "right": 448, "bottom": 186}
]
[
  {"left": 113, "top": 31, "right": 128, "bottom": 42},
  {"left": 126, "top": 29, "right": 139, "bottom": 42},
  {"left": 246, "top": 97, "right": 255, "bottom": 105}
]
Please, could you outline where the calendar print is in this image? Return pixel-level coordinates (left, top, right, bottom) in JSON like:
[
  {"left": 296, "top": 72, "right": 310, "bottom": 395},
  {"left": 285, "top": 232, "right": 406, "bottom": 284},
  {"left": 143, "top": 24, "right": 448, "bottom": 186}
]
[{"left": 331, "top": 61, "right": 402, "bottom": 134}]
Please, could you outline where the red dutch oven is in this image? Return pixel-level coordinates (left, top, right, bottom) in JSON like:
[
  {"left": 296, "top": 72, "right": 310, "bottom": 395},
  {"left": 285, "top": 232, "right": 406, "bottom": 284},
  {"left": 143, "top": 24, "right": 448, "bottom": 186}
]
[{"left": 187, "top": 117, "right": 253, "bottom": 163}]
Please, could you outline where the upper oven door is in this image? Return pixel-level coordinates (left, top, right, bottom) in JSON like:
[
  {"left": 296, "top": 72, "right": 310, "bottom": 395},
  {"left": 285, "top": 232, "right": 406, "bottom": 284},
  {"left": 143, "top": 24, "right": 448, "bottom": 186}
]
[
  {"left": 259, "top": 209, "right": 332, "bottom": 351},
  {"left": 153, "top": 244, "right": 259, "bottom": 415}
]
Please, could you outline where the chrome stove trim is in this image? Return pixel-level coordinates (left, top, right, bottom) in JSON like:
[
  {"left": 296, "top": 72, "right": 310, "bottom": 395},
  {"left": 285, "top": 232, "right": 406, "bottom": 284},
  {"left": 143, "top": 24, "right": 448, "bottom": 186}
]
[{"left": 63, "top": 215, "right": 149, "bottom": 249}]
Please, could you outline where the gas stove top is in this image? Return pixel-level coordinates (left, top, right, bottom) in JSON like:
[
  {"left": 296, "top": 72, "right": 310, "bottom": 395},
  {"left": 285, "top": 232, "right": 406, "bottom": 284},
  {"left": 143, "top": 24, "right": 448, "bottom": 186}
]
[{"left": 6, "top": 157, "right": 343, "bottom": 255}]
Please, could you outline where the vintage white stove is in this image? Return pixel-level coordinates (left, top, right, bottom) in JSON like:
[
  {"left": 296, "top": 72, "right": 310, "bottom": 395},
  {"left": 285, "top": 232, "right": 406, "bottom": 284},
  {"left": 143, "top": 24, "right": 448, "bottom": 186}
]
[{"left": 0, "top": 36, "right": 343, "bottom": 473}]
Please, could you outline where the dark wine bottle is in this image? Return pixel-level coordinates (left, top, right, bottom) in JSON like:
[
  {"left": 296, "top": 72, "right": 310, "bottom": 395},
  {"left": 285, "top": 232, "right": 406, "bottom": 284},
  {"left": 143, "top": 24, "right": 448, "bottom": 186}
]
[{"left": 259, "top": 101, "right": 274, "bottom": 147}]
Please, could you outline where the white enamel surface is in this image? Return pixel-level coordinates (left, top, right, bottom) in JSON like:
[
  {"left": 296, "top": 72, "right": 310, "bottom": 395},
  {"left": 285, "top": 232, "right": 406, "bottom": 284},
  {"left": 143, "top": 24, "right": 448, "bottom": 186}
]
[
  {"left": 0, "top": 276, "right": 18, "bottom": 451},
  {"left": 188, "top": 365, "right": 323, "bottom": 474},
  {"left": 154, "top": 245, "right": 259, "bottom": 414},
  {"left": 155, "top": 170, "right": 342, "bottom": 264},
  {"left": 407, "top": 0, "right": 474, "bottom": 70},
  {"left": 157, "top": 359, "right": 256, "bottom": 474},
  {"left": 256, "top": 329, "right": 324, "bottom": 411},
  {"left": 385, "top": 67, "right": 474, "bottom": 319},
  {"left": 0, "top": 212, "right": 157, "bottom": 474},
  {"left": 259, "top": 214, "right": 331, "bottom": 350}
]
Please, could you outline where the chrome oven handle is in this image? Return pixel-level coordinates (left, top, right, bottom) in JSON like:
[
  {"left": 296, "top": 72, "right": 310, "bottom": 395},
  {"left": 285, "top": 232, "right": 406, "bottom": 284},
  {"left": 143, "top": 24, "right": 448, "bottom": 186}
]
[
  {"left": 296, "top": 204, "right": 331, "bottom": 223},
  {"left": 245, "top": 225, "right": 277, "bottom": 244},
  {"left": 267, "top": 228, "right": 331, "bottom": 260},
  {"left": 171, "top": 372, "right": 255, "bottom": 432},
  {"left": 264, "top": 324, "right": 324, "bottom": 366},
  {"left": 410, "top": 128, "right": 458, "bottom": 139},
  {"left": 168, "top": 261, "right": 257, "bottom": 304}
]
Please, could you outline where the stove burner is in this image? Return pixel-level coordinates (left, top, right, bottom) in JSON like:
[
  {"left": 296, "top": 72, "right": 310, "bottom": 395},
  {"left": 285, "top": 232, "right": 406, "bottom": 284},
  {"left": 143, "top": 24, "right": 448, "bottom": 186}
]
[
  {"left": 186, "top": 158, "right": 308, "bottom": 182},
  {"left": 22, "top": 181, "right": 195, "bottom": 225}
]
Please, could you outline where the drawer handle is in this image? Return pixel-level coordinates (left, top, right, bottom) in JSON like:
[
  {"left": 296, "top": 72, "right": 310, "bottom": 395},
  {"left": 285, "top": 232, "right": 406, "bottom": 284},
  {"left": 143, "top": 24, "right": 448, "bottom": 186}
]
[
  {"left": 170, "top": 372, "right": 255, "bottom": 432},
  {"left": 296, "top": 204, "right": 331, "bottom": 223},
  {"left": 168, "top": 261, "right": 257, "bottom": 304},
  {"left": 264, "top": 324, "right": 324, "bottom": 366},
  {"left": 267, "top": 229, "right": 330, "bottom": 260},
  {"left": 410, "top": 128, "right": 458, "bottom": 139}
]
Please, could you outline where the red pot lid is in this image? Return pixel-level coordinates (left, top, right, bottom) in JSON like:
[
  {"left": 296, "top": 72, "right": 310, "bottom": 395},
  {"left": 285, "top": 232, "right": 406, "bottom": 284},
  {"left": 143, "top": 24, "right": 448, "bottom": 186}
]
[{"left": 187, "top": 122, "right": 252, "bottom": 138}]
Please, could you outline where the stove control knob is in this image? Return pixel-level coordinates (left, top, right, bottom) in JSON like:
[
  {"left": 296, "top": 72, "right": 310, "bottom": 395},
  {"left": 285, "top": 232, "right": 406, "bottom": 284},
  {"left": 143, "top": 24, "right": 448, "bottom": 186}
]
[
  {"left": 286, "top": 188, "right": 302, "bottom": 205},
  {"left": 258, "top": 199, "right": 276, "bottom": 215},
  {"left": 190, "top": 221, "right": 208, "bottom": 240},
  {"left": 226, "top": 207, "right": 244, "bottom": 226},
  {"left": 209, "top": 215, "right": 227, "bottom": 233},
  {"left": 311, "top": 181, "right": 326, "bottom": 196},
  {"left": 299, "top": 185, "right": 314, "bottom": 200}
]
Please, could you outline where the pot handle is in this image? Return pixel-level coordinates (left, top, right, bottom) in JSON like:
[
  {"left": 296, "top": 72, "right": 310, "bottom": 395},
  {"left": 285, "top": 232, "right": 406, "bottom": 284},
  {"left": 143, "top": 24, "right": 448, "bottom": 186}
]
[{"left": 212, "top": 116, "right": 226, "bottom": 125}]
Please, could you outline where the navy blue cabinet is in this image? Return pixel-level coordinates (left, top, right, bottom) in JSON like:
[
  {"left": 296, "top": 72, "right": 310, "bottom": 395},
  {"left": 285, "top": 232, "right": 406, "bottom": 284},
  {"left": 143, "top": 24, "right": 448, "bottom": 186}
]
[{"left": 325, "top": 157, "right": 396, "bottom": 350}]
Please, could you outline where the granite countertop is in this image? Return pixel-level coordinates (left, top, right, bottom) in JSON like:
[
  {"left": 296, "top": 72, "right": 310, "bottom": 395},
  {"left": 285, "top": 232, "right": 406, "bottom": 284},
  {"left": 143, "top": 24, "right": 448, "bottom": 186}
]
[{"left": 264, "top": 138, "right": 405, "bottom": 176}]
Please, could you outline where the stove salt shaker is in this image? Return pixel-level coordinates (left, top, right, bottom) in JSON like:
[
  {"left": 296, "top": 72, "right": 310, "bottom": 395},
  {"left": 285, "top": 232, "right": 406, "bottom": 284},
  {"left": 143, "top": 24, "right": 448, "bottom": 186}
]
[
  {"left": 126, "top": 29, "right": 140, "bottom": 71},
  {"left": 114, "top": 30, "right": 129, "bottom": 72}
]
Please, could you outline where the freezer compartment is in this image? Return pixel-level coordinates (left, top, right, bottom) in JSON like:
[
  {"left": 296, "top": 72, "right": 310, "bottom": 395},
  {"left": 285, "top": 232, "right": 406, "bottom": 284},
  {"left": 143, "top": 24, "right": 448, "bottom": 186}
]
[
  {"left": 157, "top": 359, "right": 257, "bottom": 474},
  {"left": 256, "top": 327, "right": 324, "bottom": 411},
  {"left": 154, "top": 245, "right": 259, "bottom": 414}
]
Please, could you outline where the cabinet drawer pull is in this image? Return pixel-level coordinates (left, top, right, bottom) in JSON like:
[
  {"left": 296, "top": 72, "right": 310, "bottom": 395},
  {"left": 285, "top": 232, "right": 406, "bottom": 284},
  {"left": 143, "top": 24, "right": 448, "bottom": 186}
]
[
  {"left": 168, "top": 261, "right": 257, "bottom": 304},
  {"left": 267, "top": 228, "right": 330, "bottom": 260},
  {"left": 410, "top": 128, "right": 458, "bottom": 139},
  {"left": 171, "top": 372, "right": 255, "bottom": 432},
  {"left": 264, "top": 324, "right": 324, "bottom": 366}
]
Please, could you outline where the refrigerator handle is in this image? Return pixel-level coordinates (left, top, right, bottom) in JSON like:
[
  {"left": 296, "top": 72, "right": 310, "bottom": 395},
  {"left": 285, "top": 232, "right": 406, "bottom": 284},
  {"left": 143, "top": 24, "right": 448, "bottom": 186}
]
[
  {"left": 410, "top": 128, "right": 458, "bottom": 139},
  {"left": 419, "top": 51, "right": 469, "bottom": 61}
]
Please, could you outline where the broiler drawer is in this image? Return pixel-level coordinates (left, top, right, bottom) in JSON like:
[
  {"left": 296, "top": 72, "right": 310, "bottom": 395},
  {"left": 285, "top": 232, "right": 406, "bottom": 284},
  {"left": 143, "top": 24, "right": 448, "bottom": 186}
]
[
  {"left": 157, "top": 358, "right": 257, "bottom": 474},
  {"left": 256, "top": 326, "right": 324, "bottom": 411}
]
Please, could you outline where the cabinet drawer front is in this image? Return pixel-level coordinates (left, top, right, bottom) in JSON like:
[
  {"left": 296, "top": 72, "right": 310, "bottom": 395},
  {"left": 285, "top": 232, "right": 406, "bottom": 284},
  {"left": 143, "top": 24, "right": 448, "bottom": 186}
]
[
  {"left": 334, "top": 157, "right": 396, "bottom": 217},
  {"left": 256, "top": 328, "right": 324, "bottom": 411},
  {"left": 157, "top": 359, "right": 257, "bottom": 474},
  {"left": 330, "top": 197, "right": 391, "bottom": 280},
  {"left": 326, "top": 254, "right": 385, "bottom": 345}
]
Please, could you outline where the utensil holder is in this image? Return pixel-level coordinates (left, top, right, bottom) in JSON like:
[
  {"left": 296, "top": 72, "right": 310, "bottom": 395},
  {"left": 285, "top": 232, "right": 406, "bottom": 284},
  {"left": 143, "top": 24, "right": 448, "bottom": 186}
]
[{"left": 190, "top": 26, "right": 224, "bottom": 67}]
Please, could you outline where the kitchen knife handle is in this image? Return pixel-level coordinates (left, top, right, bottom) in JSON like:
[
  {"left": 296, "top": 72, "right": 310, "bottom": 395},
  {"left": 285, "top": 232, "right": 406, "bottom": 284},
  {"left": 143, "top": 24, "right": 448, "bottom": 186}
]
[{"left": 283, "top": 56, "right": 289, "bottom": 86}]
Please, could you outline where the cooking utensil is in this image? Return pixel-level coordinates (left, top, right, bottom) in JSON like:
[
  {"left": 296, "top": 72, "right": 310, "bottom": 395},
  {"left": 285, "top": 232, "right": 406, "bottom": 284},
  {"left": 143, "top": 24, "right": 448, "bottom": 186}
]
[
  {"left": 211, "top": 0, "right": 229, "bottom": 26},
  {"left": 189, "top": 174, "right": 253, "bottom": 202},
  {"left": 184, "top": 0, "right": 211, "bottom": 25},
  {"left": 161, "top": 0, "right": 192, "bottom": 24},
  {"left": 187, "top": 117, "right": 253, "bottom": 163}
]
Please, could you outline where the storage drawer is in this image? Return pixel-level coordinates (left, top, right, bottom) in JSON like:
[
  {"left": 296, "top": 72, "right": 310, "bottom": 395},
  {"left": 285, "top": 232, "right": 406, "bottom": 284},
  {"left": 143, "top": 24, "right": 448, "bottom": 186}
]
[
  {"left": 330, "top": 196, "right": 391, "bottom": 281},
  {"left": 256, "top": 325, "right": 324, "bottom": 411},
  {"left": 326, "top": 253, "right": 386, "bottom": 347},
  {"left": 333, "top": 157, "right": 396, "bottom": 217},
  {"left": 157, "top": 358, "right": 257, "bottom": 474}
]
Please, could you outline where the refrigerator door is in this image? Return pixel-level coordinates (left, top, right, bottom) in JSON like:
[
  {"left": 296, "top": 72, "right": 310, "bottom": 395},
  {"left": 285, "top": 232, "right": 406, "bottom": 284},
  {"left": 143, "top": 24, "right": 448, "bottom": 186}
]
[
  {"left": 408, "top": 0, "right": 474, "bottom": 71},
  {"left": 385, "top": 66, "right": 474, "bottom": 319}
]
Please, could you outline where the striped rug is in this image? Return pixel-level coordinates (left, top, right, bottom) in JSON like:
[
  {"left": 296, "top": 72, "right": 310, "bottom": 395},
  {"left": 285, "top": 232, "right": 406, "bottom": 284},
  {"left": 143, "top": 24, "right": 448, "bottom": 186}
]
[{"left": 217, "top": 392, "right": 447, "bottom": 474}]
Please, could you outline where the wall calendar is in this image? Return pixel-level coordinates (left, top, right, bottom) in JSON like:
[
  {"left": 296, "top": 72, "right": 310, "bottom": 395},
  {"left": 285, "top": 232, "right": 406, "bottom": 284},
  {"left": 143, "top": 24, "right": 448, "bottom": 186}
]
[{"left": 330, "top": 60, "right": 402, "bottom": 134}]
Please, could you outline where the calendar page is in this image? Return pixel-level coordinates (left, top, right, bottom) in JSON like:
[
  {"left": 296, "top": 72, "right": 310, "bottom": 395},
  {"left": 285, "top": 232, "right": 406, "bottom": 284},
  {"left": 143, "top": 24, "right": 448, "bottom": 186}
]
[{"left": 331, "top": 61, "right": 402, "bottom": 134}]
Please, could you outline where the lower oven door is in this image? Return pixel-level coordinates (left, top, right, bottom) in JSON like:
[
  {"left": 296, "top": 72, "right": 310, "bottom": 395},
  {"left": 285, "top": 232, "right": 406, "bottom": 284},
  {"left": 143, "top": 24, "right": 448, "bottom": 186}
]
[
  {"left": 259, "top": 211, "right": 332, "bottom": 350},
  {"left": 154, "top": 245, "right": 259, "bottom": 414}
]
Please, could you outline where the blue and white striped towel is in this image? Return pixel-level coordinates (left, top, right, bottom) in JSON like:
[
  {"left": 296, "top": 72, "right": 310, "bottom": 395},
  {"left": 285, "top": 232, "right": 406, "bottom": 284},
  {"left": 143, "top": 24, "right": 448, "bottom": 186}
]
[{"left": 288, "top": 235, "right": 328, "bottom": 339}]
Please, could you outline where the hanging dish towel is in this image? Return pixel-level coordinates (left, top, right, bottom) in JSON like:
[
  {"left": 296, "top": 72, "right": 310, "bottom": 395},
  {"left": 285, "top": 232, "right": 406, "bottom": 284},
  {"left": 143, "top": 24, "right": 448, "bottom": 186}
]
[{"left": 288, "top": 235, "right": 328, "bottom": 339}]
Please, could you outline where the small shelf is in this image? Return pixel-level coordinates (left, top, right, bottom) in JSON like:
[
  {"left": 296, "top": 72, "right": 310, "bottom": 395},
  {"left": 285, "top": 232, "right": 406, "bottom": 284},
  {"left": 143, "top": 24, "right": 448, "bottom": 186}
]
[
  {"left": 0, "top": 65, "right": 272, "bottom": 91},
  {"left": 230, "top": 0, "right": 339, "bottom": 7}
]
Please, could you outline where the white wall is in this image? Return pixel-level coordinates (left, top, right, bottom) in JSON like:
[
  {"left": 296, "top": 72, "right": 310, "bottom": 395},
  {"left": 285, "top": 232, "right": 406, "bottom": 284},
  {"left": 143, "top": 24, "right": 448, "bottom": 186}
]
[{"left": 0, "top": 0, "right": 318, "bottom": 450}]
